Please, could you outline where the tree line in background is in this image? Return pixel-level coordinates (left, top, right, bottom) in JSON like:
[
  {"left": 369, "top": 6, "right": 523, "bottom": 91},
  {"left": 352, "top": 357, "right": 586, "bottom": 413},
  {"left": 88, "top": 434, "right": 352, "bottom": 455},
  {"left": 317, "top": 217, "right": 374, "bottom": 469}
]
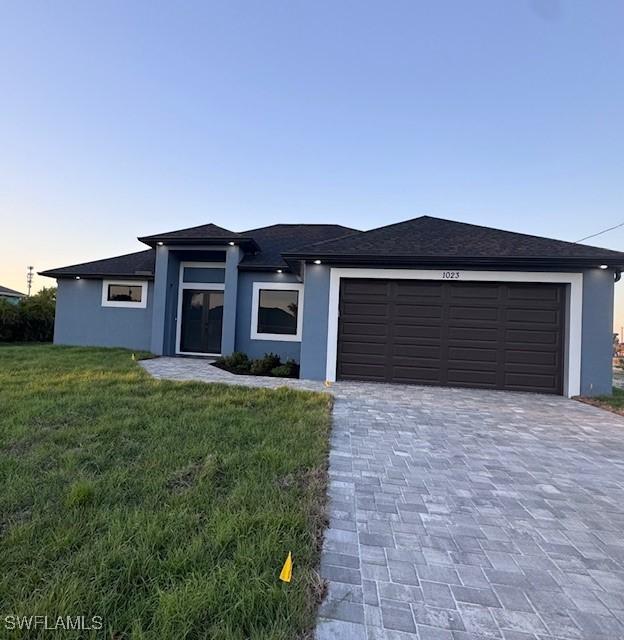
[{"left": 0, "top": 288, "right": 56, "bottom": 342}]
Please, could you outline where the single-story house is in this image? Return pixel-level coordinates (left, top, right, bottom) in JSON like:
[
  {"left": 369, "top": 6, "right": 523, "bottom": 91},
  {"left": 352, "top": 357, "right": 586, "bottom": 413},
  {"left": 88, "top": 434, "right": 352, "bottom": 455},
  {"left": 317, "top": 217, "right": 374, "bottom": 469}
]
[
  {"left": 40, "top": 216, "right": 624, "bottom": 397},
  {"left": 0, "top": 285, "right": 26, "bottom": 304}
]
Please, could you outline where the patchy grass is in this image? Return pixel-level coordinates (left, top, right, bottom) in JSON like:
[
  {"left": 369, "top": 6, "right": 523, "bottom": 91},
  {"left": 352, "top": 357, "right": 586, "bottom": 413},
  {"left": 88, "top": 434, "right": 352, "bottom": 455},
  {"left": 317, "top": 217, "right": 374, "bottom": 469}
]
[
  {"left": 577, "top": 386, "right": 624, "bottom": 416},
  {"left": 0, "top": 345, "right": 332, "bottom": 639}
]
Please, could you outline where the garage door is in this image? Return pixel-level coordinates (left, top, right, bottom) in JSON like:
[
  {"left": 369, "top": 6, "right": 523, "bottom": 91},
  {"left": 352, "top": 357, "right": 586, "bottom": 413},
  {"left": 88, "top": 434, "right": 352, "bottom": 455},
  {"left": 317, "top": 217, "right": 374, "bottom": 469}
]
[{"left": 337, "top": 279, "right": 565, "bottom": 394}]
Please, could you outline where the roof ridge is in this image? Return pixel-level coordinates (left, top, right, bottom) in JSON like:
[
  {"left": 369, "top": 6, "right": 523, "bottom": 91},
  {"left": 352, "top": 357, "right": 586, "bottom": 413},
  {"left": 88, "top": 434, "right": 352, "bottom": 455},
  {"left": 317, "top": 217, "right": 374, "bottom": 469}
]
[
  {"left": 139, "top": 222, "right": 243, "bottom": 238},
  {"left": 417, "top": 215, "right": 621, "bottom": 252},
  {"left": 241, "top": 223, "right": 358, "bottom": 233},
  {"left": 286, "top": 214, "right": 624, "bottom": 255}
]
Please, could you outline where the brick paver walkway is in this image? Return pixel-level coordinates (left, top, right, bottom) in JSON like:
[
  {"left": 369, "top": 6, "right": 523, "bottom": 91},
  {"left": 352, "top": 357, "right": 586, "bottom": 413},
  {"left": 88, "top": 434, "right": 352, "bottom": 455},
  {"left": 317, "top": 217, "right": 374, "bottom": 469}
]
[{"left": 141, "top": 357, "right": 624, "bottom": 640}]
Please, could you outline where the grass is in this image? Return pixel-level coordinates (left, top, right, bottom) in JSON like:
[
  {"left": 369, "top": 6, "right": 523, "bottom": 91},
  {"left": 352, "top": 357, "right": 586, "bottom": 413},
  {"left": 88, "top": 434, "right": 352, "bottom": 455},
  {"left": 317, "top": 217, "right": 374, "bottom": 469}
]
[
  {"left": 578, "top": 386, "right": 624, "bottom": 416},
  {"left": 0, "top": 344, "right": 332, "bottom": 639}
]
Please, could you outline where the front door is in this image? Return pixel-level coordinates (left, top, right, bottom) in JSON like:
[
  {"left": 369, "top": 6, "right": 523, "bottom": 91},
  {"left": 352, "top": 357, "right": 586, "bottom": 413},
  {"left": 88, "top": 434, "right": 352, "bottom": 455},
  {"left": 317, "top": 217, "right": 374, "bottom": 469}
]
[{"left": 179, "top": 289, "right": 224, "bottom": 355}]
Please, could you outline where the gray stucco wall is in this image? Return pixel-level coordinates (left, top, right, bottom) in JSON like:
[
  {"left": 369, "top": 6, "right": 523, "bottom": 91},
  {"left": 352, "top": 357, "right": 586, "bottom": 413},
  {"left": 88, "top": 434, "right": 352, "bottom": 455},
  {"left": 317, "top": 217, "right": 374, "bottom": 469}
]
[
  {"left": 235, "top": 271, "right": 302, "bottom": 361},
  {"left": 299, "top": 263, "right": 331, "bottom": 380},
  {"left": 580, "top": 268, "right": 614, "bottom": 396},
  {"left": 54, "top": 278, "right": 153, "bottom": 351}
]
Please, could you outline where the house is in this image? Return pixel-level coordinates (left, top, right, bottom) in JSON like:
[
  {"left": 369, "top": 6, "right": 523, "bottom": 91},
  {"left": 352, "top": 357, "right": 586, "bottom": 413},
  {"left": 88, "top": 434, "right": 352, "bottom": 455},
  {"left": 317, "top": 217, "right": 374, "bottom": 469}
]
[
  {"left": 40, "top": 216, "right": 624, "bottom": 397},
  {"left": 0, "top": 285, "right": 26, "bottom": 304}
]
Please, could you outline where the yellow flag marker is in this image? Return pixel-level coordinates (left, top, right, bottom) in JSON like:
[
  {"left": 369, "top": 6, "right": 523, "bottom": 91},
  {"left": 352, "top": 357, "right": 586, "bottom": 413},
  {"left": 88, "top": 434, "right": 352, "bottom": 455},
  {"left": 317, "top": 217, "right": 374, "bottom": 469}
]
[{"left": 279, "top": 552, "right": 293, "bottom": 583}]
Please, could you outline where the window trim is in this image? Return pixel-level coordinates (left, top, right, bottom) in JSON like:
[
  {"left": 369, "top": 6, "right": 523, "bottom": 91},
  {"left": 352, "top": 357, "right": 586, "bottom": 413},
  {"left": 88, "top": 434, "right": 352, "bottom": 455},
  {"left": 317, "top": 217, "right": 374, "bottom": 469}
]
[
  {"left": 101, "top": 279, "right": 148, "bottom": 308},
  {"left": 251, "top": 282, "right": 304, "bottom": 342}
]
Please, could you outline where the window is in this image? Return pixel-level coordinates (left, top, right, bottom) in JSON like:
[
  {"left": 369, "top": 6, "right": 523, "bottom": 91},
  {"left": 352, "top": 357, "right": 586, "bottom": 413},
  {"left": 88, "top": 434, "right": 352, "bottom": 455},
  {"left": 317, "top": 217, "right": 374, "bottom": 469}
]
[
  {"left": 101, "top": 280, "right": 148, "bottom": 308},
  {"left": 251, "top": 282, "right": 304, "bottom": 341},
  {"left": 107, "top": 284, "right": 142, "bottom": 302}
]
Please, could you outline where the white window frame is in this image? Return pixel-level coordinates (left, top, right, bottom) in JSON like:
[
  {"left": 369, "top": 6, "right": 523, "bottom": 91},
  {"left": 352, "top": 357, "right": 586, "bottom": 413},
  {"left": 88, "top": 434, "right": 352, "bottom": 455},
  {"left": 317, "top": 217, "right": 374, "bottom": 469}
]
[
  {"left": 101, "top": 280, "right": 148, "bottom": 308},
  {"left": 251, "top": 282, "right": 304, "bottom": 342},
  {"left": 324, "top": 268, "right": 583, "bottom": 397},
  {"left": 176, "top": 261, "right": 226, "bottom": 357}
]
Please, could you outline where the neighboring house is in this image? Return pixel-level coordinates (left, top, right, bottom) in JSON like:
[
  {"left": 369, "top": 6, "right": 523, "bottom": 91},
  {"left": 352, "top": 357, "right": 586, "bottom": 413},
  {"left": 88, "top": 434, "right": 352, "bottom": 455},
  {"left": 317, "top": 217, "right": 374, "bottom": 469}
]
[
  {"left": 40, "top": 216, "right": 624, "bottom": 397},
  {"left": 0, "top": 285, "right": 26, "bottom": 304}
]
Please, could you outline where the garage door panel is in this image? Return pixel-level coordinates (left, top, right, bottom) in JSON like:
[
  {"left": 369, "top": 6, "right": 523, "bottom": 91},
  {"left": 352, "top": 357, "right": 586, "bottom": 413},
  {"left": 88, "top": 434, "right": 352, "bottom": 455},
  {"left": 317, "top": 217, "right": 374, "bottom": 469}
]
[
  {"left": 450, "top": 306, "right": 500, "bottom": 321},
  {"left": 449, "top": 347, "right": 498, "bottom": 362},
  {"left": 339, "top": 363, "right": 388, "bottom": 378},
  {"left": 392, "top": 366, "right": 441, "bottom": 382},
  {"left": 342, "top": 280, "right": 390, "bottom": 296},
  {"left": 394, "top": 324, "right": 442, "bottom": 339},
  {"left": 506, "top": 329, "right": 559, "bottom": 345},
  {"left": 444, "top": 359, "right": 499, "bottom": 372},
  {"left": 449, "top": 285, "right": 500, "bottom": 299},
  {"left": 505, "top": 350, "right": 557, "bottom": 366},
  {"left": 395, "top": 283, "right": 444, "bottom": 298},
  {"left": 393, "top": 344, "right": 441, "bottom": 359},
  {"left": 342, "top": 321, "right": 389, "bottom": 335},
  {"left": 342, "top": 301, "right": 389, "bottom": 316},
  {"left": 447, "top": 369, "right": 498, "bottom": 385},
  {"left": 506, "top": 286, "right": 561, "bottom": 301},
  {"left": 340, "top": 341, "right": 387, "bottom": 355},
  {"left": 337, "top": 279, "right": 564, "bottom": 394},
  {"left": 449, "top": 326, "right": 499, "bottom": 342},
  {"left": 504, "top": 372, "right": 558, "bottom": 389},
  {"left": 394, "top": 304, "right": 443, "bottom": 318},
  {"left": 506, "top": 308, "right": 560, "bottom": 324}
]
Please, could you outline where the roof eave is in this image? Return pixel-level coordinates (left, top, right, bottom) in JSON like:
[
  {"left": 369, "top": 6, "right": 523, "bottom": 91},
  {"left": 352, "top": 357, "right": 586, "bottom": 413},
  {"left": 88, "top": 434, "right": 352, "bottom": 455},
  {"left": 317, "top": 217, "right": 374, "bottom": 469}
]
[
  {"left": 138, "top": 236, "right": 260, "bottom": 252},
  {"left": 281, "top": 253, "right": 624, "bottom": 270},
  {"left": 38, "top": 271, "right": 154, "bottom": 280}
]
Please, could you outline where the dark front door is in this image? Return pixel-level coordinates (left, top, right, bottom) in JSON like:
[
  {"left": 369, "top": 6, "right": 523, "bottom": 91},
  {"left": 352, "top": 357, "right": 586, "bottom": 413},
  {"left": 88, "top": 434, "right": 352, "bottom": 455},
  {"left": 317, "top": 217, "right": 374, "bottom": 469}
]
[
  {"left": 337, "top": 279, "right": 565, "bottom": 394},
  {"left": 179, "top": 289, "right": 224, "bottom": 354}
]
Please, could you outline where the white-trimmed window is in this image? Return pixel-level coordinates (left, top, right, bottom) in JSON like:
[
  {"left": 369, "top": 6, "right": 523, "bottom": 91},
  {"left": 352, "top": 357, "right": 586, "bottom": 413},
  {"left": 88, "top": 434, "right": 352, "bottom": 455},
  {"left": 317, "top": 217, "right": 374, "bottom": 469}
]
[
  {"left": 101, "top": 280, "right": 148, "bottom": 308},
  {"left": 251, "top": 282, "right": 304, "bottom": 342}
]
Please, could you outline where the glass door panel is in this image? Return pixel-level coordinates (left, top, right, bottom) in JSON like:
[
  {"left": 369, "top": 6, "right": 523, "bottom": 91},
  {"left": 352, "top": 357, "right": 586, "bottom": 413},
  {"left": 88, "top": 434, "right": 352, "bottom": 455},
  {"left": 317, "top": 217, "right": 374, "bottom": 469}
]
[{"left": 180, "top": 290, "right": 224, "bottom": 354}]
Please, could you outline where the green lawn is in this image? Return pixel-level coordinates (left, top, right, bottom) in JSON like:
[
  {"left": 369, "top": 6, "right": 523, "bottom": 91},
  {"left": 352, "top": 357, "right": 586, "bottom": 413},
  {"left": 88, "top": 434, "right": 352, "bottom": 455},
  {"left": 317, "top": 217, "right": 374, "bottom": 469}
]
[{"left": 0, "top": 345, "right": 332, "bottom": 639}]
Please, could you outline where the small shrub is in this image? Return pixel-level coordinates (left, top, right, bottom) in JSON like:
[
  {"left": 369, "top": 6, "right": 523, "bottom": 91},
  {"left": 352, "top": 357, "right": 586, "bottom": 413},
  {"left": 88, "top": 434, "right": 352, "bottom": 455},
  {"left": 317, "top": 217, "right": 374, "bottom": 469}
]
[
  {"left": 214, "top": 351, "right": 250, "bottom": 373},
  {"left": 271, "top": 359, "right": 300, "bottom": 378},
  {"left": 249, "top": 353, "right": 281, "bottom": 376},
  {"left": 213, "top": 352, "right": 300, "bottom": 378}
]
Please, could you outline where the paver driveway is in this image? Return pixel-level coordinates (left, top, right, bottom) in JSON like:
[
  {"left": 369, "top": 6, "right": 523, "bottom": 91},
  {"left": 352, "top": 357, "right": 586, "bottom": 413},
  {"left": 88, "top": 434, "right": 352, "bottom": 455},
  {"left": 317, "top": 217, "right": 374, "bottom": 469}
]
[
  {"left": 318, "top": 384, "right": 624, "bottom": 640},
  {"left": 141, "top": 359, "right": 624, "bottom": 640}
]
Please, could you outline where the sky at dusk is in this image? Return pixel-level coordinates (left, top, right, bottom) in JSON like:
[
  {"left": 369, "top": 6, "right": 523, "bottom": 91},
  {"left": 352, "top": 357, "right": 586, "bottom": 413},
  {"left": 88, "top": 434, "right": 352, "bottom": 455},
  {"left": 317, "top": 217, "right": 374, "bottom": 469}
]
[{"left": 1, "top": 1, "right": 623, "bottom": 330}]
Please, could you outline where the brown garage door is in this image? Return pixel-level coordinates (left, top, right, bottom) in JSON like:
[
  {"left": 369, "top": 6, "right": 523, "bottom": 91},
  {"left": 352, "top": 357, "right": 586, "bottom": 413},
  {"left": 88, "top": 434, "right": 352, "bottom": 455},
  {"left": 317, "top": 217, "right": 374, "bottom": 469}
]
[{"left": 337, "top": 279, "right": 565, "bottom": 394}]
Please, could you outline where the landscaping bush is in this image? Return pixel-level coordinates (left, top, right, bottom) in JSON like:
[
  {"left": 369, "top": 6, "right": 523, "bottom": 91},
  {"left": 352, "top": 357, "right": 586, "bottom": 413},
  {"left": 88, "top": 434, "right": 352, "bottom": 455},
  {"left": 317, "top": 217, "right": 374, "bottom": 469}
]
[
  {"left": 214, "top": 351, "right": 251, "bottom": 373},
  {"left": 271, "top": 359, "right": 300, "bottom": 378},
  {"left": 0, "top": 299, "right": 20, "bottom": 341},
  {"left": 214, "top": 352, "right": 300, "bottom": 378},
  {"left": 250, "top": 352, "right": 281, "bottom": 375},
  {"left": 0, "top": 287, "right": 56, "bottom": 342}
]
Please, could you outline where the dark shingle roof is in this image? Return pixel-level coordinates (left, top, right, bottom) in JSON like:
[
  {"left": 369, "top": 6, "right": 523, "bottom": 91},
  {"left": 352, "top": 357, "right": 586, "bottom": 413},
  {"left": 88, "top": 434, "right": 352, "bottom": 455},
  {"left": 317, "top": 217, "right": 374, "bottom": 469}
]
[
  {"left": 239, "top": 224, "right": 358, "bottom": 268},
  {"left": 284, "top": 216, "right": 624, "bottom": 267},
  {"left": 39, "top": 224, "right": 357, "bottom": 278},
  {"left": 39, "top": 250, "right": 155, "bottom": 279},
  {"left": 0, "top": 285, "right": 26, "bottom": 297},
  {"left": 138, "top": 223, "right": 258, "bottom": 250},
  {"left": 40, "top": 216, "right": 624, "bottom": 279}
]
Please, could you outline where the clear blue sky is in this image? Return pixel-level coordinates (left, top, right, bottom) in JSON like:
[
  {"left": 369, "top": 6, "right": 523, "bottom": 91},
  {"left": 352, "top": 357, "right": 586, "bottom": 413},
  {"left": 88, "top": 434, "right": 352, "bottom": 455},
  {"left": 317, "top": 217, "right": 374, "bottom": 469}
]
[{"left": 1, "top": 1, "right": 623, "bottom": 327}]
